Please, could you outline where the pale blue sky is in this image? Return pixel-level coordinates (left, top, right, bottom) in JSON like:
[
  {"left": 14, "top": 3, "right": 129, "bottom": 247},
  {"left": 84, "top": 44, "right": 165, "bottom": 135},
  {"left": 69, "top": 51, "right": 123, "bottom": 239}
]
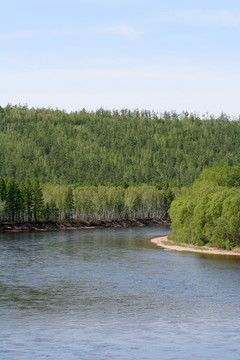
[{"left": 1, "top": 0, "right": 240, "bottom": 115}]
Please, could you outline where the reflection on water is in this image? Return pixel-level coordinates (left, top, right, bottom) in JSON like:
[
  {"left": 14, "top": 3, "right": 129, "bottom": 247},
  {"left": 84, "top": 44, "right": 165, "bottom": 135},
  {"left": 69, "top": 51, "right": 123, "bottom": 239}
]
[{"left": 0, "top": 226, "right": 240, "bottom": 360}]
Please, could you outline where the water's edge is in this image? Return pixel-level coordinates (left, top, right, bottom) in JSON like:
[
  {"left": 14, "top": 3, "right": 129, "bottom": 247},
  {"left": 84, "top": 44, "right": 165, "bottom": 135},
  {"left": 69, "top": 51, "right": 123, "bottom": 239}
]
[
  {"left": 0, "top": 218, "right": 171, "bottom": 233},
  {"left": 151, "top": 235, "right": 240, "bottom": 257}
]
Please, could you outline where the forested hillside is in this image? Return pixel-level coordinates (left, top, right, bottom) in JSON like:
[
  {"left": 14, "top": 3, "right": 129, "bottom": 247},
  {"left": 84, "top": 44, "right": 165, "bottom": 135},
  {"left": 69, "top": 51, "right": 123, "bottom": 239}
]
[{"left": 0, "top": 105, "right": 239, "bottom": 186}]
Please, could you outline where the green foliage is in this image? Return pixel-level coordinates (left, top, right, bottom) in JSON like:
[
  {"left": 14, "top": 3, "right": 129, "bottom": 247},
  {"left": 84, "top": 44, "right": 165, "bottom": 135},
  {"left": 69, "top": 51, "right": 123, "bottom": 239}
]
[
  {"left": 6, "top": 105, "right": 240, "bottom": 229},
  {"left": 0, "top": 178, "right": 6, "bottom": 201},
  {"left": 64, "top": 186, "right": 74, "bottom": 219},
  {"left": 4, "top": 179, "right": 25, "bottom": 222},
  {"left": 32, "top": 180, "right": 44, "bottom": 221},
  {"left": 193, "top": 166, "right": 240, "bottom": 188},
  {"left": 0, "top": 179, "right": 44, "bottom": 222},
  {"left": 1, "top": 105, "right": 240, "bottom": 186},
  {"left": 0, "top": 180, "right": 174, "bottom": 223},
  {"left": 22, "top": 180, "right": 33, "bottom": 221},
  {"left": 169, "top": 166, "right": 240, "bottom": 249}
]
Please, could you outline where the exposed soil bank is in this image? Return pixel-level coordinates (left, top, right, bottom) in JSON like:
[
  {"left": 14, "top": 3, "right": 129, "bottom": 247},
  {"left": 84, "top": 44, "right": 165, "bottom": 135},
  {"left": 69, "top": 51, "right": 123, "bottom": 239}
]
[
  {"left": 0, "top": 218, "right": 170, "bottom": 233},
  {"left": 151, "top": 236, "right": 240, "bottom": 257}
]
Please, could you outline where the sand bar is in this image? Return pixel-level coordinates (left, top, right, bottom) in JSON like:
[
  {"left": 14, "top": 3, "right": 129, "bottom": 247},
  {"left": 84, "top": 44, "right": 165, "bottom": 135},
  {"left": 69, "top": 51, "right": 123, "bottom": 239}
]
[{"left": 151, "top": 236, "right": 240, "bottom": 256}]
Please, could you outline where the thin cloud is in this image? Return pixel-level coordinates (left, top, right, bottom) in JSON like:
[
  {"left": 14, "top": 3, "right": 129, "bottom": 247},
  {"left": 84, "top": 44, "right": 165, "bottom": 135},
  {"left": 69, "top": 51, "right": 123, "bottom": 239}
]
[
  {"left": 0, "top": 24, "right": 143, "bottom": 41},
  {"left": 0, "top": 30, "right": 33, "bottom": 40},
  {"left": 94, "top": 22, "right": 144, "bottom": 38},
  {"left": 159, "top": 9, "right": 240, "bottom": 27}
]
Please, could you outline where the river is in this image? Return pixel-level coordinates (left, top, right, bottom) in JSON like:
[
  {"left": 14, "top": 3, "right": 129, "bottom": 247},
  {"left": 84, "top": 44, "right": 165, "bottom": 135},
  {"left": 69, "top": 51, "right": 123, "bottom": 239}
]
[{"left": 0, "top": 226, "right": 240, "bottom": 359}]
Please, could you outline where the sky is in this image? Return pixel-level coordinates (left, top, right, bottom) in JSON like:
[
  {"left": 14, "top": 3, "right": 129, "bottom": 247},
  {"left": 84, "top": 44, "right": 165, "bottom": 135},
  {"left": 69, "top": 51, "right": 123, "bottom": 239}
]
[{"left": 1, "top": 0, "right": 240, "bottom": 116}]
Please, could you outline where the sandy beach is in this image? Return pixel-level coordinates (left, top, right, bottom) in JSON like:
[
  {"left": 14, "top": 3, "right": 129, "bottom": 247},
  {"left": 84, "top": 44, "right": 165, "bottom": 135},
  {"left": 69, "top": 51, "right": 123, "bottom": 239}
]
[{"left": 151, "top": 236, "right": 240, "bottom": 256}]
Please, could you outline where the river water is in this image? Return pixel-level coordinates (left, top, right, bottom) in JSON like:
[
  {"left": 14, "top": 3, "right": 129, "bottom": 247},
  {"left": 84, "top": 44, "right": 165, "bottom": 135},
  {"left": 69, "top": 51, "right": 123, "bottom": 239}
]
[{"left": 0, "top": 226, "right": 240, "bottom": 360}]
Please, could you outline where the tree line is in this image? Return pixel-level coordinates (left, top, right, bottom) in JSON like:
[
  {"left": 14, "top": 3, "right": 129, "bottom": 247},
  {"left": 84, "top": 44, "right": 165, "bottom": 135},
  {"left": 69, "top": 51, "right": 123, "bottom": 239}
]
[
  {"left": 1, "top": 105, "right": 240, "bottom": 186},
  {"left": 0, "top": 178, "right": 174, "bottom": 223}
]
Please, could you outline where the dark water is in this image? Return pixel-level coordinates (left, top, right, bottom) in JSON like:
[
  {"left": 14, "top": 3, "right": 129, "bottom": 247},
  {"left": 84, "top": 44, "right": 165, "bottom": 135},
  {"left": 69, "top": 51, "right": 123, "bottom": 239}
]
[{"left": 1, "top": 226, "right": 240, "bottom": 360}]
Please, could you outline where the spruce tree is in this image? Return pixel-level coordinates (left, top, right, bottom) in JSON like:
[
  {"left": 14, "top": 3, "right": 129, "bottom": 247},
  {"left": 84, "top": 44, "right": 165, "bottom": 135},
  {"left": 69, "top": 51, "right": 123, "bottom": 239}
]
[
  {"left": 0, "top": 178, "right": 6, "bottom": 222},
  {"left": 5, "top": 178, "right": 17, "bottom": 222},
  {"left": 64, "top": 186, "right": 74, "bottom": 220},
  {"left": 0, "top": 178, "right": 6, "bottom": 201},
  {"left": 22, "top": 180, "right": 33, "bottom": 221},
  {"left": 32, "top": 180, "right": 44, "bottom": 221}
]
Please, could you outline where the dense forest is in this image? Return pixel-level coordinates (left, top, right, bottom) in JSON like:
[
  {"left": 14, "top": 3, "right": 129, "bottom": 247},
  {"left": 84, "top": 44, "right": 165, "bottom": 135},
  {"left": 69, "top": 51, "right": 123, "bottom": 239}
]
[
  {"left": 169, "top": 167, "right": 240, "bottom": 250},
  {"left": 1, "top": 105, "right": 240, "bottom": 228},
  {"left": 0, "top": 178, "right": 173, "bottom": 223},
  {"left": 0, "top": 105, "right": 239, "bottom": 186}
]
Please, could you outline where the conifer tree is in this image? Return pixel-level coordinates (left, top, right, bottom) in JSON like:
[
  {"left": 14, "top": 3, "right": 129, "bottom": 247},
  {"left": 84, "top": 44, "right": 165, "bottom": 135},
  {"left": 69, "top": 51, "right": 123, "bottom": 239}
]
[
  {"left": 5, "top": 178, "right": 17, "bottom": 222},
  {"left": 44, "top": 202, "right": 51, "bottom": 221},
  {"left": 49, "top": 199, "right": 59, "bottom": 221},
  {"left": 22, "top": 180, "right": 33, "bottom": 221},
  {"left": 0, "top": 178, "right": 6, "bottom": 222},
  {"left": 14, "top": 185, "right": 24, "bottom": 221},
  {"left": 64, "top": 186, "right": 74, "bottom": 220},
  {"left": 32, "top": 180, "right": 44, "bottom": 221},
  {"left": 0, "top": 178, "right": 6, "bottom": 201},
  {"left": 44, "top": 199, "right": 59, "bottom": 221}
]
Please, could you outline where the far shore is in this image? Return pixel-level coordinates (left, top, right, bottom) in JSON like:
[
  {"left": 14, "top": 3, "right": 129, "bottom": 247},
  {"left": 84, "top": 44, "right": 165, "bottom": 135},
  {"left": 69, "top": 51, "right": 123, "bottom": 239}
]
[
  {"left": 0, "top": 218, "right": 170, "bottom": 233},
  {"left": 151, "top": 236, "right": 240, "bottom": 257}
]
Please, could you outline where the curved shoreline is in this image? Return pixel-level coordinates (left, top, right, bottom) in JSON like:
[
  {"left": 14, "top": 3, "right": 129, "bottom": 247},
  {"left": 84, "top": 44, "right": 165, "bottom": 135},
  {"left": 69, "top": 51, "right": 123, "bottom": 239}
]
[{"left": 151, "top": 236, "right": 240, "bottom": 256}]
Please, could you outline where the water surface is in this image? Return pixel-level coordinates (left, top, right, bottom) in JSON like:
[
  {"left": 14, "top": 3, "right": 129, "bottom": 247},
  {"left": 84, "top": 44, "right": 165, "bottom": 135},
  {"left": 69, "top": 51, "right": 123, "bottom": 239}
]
[{"left": 0, "top": 226, "right": 240, "bottom": 359}]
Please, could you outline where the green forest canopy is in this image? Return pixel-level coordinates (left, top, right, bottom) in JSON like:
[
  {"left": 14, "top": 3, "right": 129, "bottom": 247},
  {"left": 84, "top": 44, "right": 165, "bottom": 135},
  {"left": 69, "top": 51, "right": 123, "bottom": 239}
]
[
  {"left": 0, "top": 105, "right": 240, "bottom": 186},
  {"left": 2, "top": 105, "right": 240, "bottom": 228},
  {"left": 169, "top": 167, "right": 240, "bottom": 250}
]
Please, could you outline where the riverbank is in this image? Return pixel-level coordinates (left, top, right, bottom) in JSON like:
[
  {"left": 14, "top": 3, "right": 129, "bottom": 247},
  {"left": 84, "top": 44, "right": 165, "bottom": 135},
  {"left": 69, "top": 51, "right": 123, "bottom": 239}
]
[
  {"left": 151, "top": 236, "right": 240, "bottom": 256},
  {"left": 0, "top": 218, "right": 170, "bottom": 233}
]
